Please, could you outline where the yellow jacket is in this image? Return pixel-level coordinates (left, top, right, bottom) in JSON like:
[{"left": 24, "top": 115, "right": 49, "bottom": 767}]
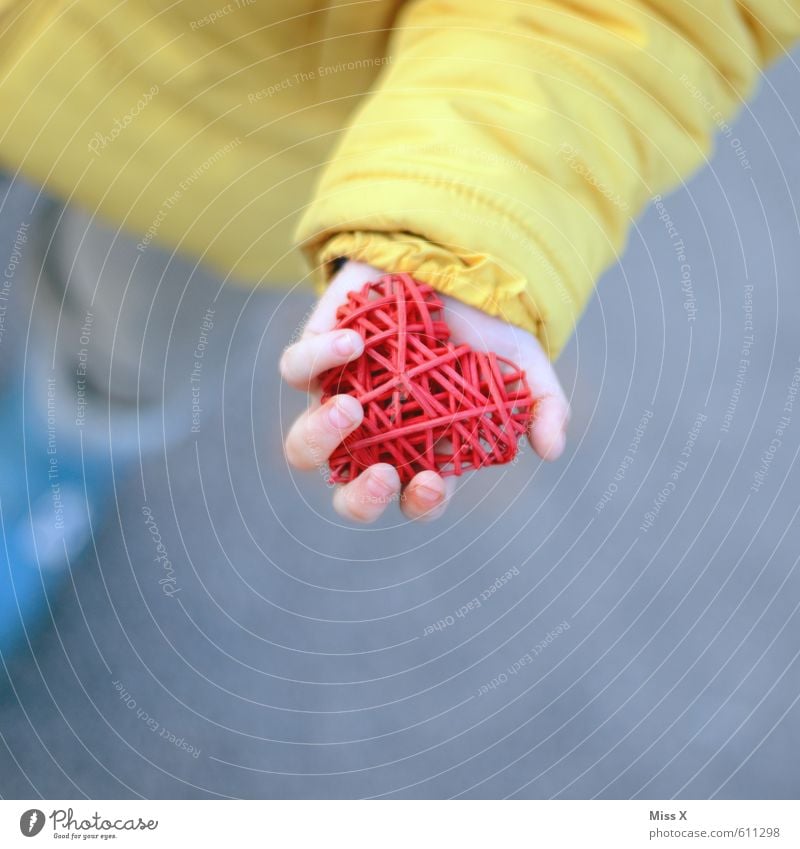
[{"left": 1, "top": 1, "right": 797, "bottom": 357}]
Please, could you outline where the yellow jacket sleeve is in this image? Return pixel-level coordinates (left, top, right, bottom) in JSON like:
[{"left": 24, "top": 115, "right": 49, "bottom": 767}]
[{"left": 295, "top": 0, "right": 800, "bottom": 359}]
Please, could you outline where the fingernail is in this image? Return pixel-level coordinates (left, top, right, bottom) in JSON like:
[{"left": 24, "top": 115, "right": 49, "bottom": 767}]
[
  {"left": 333, "top": 331, "right": 362, "bottom": 357},
  {"left": 366, "top": 466, "right": 398, "bottom": 498},
  {"left": 414, "top": 483, "right": 443, "bottom": 505},
  {"left": 328, "top": 396, "right": 360, "bottom": 429}
]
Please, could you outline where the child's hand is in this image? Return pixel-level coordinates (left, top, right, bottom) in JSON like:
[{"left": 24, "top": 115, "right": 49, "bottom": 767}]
[{"left": 280, "top": 261, "right": 570, "bottom": 523}]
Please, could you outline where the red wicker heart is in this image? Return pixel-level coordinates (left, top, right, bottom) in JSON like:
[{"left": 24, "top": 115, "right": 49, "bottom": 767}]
[{"left": 319, "top": 273, "right": 535, "bottom": 484}]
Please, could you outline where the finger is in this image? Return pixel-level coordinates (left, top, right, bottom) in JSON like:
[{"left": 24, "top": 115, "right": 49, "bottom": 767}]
[
  {"left": 280, "top": 329, "right": 364, "bottom": 390},
  {"left": 304, "top": 261, "right": 386, "bottom": 336},
  {"left": 285, "top": 394, "right": 363, "bottom": 471},
  {"left": 332, "top": 463, "right": 401, "bottom": 523},
  {"left": 440, "top": 294, "right": 570, "bottom": 462},
  {"left": 528, "top": 392, "right": 571, "bottom": 461},
  {"left": 512, "top": 340, "right": 570, "bottom": 462},
  {"left": 400, "top": 471, "right": 455, "bottom": 522}
]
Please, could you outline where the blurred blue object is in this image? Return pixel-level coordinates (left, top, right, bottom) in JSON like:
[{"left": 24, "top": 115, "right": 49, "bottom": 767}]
[{"left": 0, "top": 373, "right": 112, "bottom": 659}]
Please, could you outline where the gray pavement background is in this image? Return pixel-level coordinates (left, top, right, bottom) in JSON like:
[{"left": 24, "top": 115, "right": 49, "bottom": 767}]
[{"left": 0, "top": 49, "right": 799, "bottom": 800}]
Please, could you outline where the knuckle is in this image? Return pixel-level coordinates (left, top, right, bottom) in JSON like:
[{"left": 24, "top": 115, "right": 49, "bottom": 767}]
[
  {"left": 344, "top": 493, "right": 378, "bottom": 523},
  {"left": 333, "top": 490, "right": 369, "bottom": 523},
  {"left": 348, "top": 507, "right": 376, "bottom": 524},
  {"left": 300, "top": 421, "right": 330, "bottom": 469},
  {"left": 284, "top": 438, "right": 302, "bottom": 467},
  {"left": 285, "top": 434, "right": 315, "bottom": 470},
  {"left": 302, "top": 424, "right": 330, "bottom": 465}
]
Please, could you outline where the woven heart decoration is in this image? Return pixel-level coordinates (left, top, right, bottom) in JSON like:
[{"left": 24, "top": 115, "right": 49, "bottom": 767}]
[{"left": 319, "top": 273, "right": 535, "bottom": 484}]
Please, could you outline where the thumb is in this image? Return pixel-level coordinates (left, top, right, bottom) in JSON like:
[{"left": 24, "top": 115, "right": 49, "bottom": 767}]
[
  {"left": 440, "top": 293, "right": 571, "bottom": 462},
  {"left": 303, "top": 260, "right": 385, "bottom": 336},
  {"left": 517, "top": 339, "right": 570, "bottom": 461}
]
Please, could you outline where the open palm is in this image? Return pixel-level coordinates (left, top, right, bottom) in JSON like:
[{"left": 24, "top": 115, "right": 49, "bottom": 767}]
[{"left": 280, "top": 261, "right": 570, "bottom": 522}]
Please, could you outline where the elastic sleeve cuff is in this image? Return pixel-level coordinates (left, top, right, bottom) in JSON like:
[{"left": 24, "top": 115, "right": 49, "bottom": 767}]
[{"left": 296, "top": 178, "right": 581, "bottom": 360}]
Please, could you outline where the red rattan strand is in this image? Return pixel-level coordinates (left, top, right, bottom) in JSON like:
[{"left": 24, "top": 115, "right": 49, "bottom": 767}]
[{"left": 319, "top": 273, "right": 535, "bottom": 484}]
